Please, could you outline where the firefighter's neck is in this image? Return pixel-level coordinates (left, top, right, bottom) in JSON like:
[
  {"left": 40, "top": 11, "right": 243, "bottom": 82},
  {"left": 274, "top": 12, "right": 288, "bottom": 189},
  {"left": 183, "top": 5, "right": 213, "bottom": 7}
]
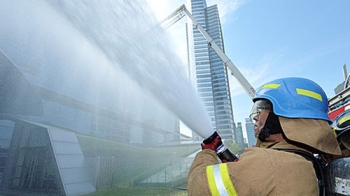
[
  {"left": 265, "top": 133, "right": 283, "bottom": 142},
  {"left": 255, "top": 133, "right": 284, "bottom": 147}
]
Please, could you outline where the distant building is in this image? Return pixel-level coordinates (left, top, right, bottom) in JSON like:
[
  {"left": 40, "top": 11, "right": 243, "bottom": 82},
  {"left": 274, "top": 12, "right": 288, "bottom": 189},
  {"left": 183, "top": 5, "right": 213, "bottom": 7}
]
[
  {"left": 235, "top": 122, "right": 245, "bottom": 153},
  {"left": 0, "top": 14, "right": 180, "bottom": 196},
  {"left": 245, "top": 118, "right": 256, "bottom": 147},
  {"left": 187, "top": 0, "right": 236, "bottom": 140}
]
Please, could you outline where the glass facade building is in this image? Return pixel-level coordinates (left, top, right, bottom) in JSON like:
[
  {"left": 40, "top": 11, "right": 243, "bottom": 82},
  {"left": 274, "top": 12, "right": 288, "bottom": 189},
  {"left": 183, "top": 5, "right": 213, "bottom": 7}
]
[
  {"left": 235, "top": 122, "right": 246, "bottom": 153},
  {"left": 0, "top": 1, "right": 182, "bottom": 194},
  {"left": 186, "top": 0, "right": 235, "bottom": 140},
  {"left": 0, "top": 47, "right": 181, "bottom": 195},
  {"left": 245, "top": 118, "right": 256, "bottom": 147}
]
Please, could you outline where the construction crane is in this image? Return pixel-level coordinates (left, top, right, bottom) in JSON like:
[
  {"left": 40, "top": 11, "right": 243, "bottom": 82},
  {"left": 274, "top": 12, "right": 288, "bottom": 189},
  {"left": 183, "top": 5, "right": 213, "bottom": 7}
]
[{"left": 162, "top": 4, "right": 256, "bottom": 99}]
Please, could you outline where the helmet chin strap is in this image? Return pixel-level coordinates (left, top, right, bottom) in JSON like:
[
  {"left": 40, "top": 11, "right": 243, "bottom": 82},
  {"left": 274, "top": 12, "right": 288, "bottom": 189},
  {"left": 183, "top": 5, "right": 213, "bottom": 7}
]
[
  {"left": 258, "top": 112, "right": 283, "bottom": 141},
  {"left": 258, "top": 127, "right": 271, "bottom": 141}
]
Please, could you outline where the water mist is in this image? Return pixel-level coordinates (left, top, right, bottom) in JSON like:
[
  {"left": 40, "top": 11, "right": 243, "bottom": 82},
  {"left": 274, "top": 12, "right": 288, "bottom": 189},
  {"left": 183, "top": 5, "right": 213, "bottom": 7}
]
[{"left": 0, "top": 0, "right": 214, "bottom": 138}]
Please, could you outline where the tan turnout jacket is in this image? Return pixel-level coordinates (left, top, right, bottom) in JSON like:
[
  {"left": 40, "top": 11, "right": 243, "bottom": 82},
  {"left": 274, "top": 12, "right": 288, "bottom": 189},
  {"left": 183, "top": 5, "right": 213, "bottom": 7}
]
[{"left": 187, "top": 140, "right": 319, "bottom": 196}]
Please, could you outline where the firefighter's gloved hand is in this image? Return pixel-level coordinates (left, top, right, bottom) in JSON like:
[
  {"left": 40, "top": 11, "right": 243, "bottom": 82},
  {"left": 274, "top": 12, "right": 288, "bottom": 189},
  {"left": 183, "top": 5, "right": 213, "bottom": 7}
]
[{"left": 201, "top": 131, "right": 222, "bottom": 151}]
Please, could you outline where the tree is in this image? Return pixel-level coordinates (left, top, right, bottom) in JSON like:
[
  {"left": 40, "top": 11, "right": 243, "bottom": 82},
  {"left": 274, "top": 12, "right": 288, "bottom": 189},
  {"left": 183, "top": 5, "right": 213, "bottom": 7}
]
[{"left": 223, "top": 139, "right": 240, "bottom": 155}]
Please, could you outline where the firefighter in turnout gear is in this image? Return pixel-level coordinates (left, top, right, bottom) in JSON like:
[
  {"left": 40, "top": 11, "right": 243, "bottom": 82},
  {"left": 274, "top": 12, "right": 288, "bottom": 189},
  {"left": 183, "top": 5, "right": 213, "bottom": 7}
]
[
  {"left": 331, "top": 110, "right": 350, "bottom": 158},
  {"left": 187, "top": 77, "right": 342, "bottom": 196},
  {"left": 324, "top": 109, "right": 350, "bottom": 196}
]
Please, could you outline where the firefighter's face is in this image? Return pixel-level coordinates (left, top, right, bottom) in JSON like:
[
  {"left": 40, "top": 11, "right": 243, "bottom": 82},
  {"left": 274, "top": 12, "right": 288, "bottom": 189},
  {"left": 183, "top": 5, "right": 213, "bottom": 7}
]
[
  {"left": 250, "top": 100, "right": 272, "bottom": 138},
  {"left": 253, "top": 110, "right": 270, "bottom": 138}
]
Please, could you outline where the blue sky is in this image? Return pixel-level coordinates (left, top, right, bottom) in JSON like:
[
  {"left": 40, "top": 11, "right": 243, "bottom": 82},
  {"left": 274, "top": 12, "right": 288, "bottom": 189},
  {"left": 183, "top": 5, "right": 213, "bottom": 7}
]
[
  {"left": 148, "top": 0, "right": 350, "bottom": 137},
  {"left": 224, "top": 1, "right": 350, "bottom": 131}
]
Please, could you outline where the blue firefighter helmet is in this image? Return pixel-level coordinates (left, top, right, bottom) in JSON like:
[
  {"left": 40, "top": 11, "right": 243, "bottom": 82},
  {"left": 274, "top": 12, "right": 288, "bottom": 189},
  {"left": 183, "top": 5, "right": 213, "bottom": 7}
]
[
  {"left": 331, "top": 109, "right": 350, "bottom": 150},
  {"left": 253, "top": 77, "right": 330, "bottom": 122}
]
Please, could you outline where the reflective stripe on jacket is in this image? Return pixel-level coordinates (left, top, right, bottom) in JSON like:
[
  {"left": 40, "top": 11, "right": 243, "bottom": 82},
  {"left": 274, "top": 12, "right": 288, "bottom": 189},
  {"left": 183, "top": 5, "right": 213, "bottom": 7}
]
[
  {"left": 206, "top": 163, "right": 237, "bottom": 196},
  {"left": 187, "top": 141, "right": 318, "bottom": 196}
]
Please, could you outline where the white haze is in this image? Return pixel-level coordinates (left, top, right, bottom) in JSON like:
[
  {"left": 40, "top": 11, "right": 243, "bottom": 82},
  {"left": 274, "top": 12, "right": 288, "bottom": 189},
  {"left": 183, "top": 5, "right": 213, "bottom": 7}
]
[{"left": 0, "top": 0, "right": 213, "bottom": 138}]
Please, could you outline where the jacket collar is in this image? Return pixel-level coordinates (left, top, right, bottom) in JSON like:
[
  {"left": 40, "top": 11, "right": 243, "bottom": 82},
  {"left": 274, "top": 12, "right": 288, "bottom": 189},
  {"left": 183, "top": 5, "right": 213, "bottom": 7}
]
[{"left": 257, "top": 139, "right": 313, "bottom": 154}]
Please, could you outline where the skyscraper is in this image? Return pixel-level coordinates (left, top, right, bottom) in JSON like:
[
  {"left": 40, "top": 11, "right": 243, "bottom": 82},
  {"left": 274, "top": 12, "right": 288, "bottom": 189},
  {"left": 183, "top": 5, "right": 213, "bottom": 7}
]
[
  {"left": 235, "top": 122, "right": 246, "bottom": 153},
  {"left": 186, "top": 0, "right": 235, "bottom": 140},
  {"left": 245, "top": 118, "right": 256, "bottom": 147}
]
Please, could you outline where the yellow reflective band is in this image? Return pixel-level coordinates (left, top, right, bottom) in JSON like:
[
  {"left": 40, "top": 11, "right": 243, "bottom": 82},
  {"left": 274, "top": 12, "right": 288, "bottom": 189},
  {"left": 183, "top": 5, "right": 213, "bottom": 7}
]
[
  {"left": 206, "top": 164, "right": 238, "bottom": 196},
  {"left": 262, "top": 83, "right": 281, "bottom": 89},
  {"left": 339, "top": 115, "right": 350, "bottom": 126},
  {"left": 206, "top": 165, "right": 220, "bottom": 196},
  {"left": 296, "top": 88, "right": 322, "bottom": 101},
  {"left": 220, "top": 164, "right": 238, "bottom": 196}
]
